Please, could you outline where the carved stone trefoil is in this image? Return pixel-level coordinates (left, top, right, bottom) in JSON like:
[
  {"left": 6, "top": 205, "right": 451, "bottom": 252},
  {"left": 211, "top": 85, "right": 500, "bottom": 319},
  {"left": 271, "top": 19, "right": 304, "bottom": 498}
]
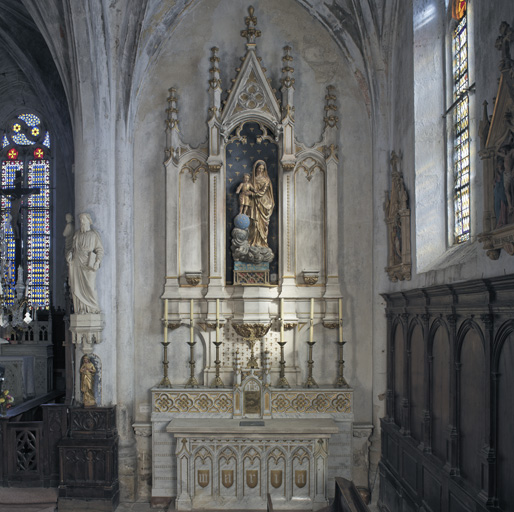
[
  {"left": 478, "top": 22, "right": 514, "bottom": 260},
  {"left": 384, "top": 151, "right": 411, "bottom": 282}
]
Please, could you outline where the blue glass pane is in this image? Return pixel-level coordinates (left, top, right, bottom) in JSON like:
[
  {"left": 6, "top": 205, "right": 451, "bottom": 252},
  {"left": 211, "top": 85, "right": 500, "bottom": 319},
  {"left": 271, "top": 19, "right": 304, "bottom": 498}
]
[
  {"left": 42, "top": 132, "right": 50, "bottom": 148},
  {"left": 18, "top": 113, "right": 41, "bottom": 127},
  {"left": 12, "top": 132, "right": 35, "bottom": 146}
]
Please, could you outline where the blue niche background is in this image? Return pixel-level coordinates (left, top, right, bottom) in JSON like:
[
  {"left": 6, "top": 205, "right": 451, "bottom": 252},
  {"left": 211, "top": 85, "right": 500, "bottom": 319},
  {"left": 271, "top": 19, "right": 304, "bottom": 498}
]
[{"left": 225, "top": 122, "right": 279, "bottom": 284}]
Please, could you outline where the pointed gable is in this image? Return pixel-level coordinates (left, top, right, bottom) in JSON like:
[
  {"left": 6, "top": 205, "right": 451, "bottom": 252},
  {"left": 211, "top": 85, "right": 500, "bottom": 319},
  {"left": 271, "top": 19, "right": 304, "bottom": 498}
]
[{"left": 221, "top": 47, "right": 281, "bottom": 129}]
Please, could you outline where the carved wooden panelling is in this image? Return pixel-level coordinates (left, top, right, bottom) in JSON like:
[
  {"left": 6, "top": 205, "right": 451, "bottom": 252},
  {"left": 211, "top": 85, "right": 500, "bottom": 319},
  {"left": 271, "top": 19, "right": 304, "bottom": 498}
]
[
  {"left": 409, "top": 324, "right": 424, "bottom": 442},
  {"left": 459, "top": 328, "right": 485, "bottom": 489},
  {"left": 431, "top": 325, "right": 450, "bottom": 462},
  {"left": 382, "top": 275, "right": 514, "bottom": 512},
  {"left": 497, "top": 330, "right": 514, "bottom": 510},
  {"left": 393, "top": 324, "right": 404, "bottom": 427}
]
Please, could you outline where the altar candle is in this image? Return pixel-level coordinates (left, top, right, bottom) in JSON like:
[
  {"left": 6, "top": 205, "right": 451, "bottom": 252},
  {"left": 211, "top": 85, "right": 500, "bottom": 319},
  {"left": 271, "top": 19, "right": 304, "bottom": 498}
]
[
  {"left": 280, "top": 298, "right": 284, "bottom": 342},
  {"left": 216, "top": 299, "right": 220, "bottom": 342},
  {"left": 310, "top": 298, "right": 314, "bottom": 342},
  {"left": 339, "top": 298, "right": 343, "bottom": 342},
  {"left": 164, "top": 299, "right": 168, "bottom": 343},
  {"left": 190, "top": 299, "right": 194, "bottom": 343}
]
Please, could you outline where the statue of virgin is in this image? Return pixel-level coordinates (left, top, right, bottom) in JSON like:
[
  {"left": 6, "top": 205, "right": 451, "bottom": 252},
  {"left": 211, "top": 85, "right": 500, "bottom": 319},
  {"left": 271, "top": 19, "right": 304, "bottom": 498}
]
[{"left": 248, "top": 160, "right": 274, "bottom": 248}]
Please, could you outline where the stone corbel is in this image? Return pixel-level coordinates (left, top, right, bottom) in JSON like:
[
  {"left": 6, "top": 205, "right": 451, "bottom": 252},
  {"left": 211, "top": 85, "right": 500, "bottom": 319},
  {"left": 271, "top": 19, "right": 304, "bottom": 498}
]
[
  {"left": 70, "top": 313, "right": 104, "bottom": 354},
  {"left": 132, "top": 423, "right": 152, "bottom": 437}
]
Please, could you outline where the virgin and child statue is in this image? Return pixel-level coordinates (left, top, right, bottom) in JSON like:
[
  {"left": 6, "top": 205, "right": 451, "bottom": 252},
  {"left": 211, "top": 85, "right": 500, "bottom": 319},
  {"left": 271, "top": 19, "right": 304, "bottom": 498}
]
[{"left": 232, "top": 160, "right": 275, "bottom": 263}]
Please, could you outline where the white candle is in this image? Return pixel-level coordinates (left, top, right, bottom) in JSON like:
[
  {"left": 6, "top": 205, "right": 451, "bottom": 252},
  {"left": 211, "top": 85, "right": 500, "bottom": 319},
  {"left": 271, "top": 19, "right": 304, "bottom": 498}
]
[
  {"left": 216, "top": 299, "right": 220, "bottom": 342},
  {"left": 339, "top": 298, "right": 343, "bottom": 342},
  {"left": 190, "top": 299, "right": 194, "bottom": 343},
  {"left": 310, "top": 298, "right": 314, "bottom": 342},
  {"left": 164, "top": 299, "right": 168, "bottom": 343},
  {"left": 280, "top": 298, "right": 284, "bottom": 342}
]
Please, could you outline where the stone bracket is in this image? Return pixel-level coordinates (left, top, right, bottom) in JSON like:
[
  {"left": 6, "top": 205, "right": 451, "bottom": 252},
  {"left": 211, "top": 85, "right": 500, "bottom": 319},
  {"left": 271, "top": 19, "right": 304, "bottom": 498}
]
[{"left": 70, "top": 313, "right": 105, "bottom": 354}]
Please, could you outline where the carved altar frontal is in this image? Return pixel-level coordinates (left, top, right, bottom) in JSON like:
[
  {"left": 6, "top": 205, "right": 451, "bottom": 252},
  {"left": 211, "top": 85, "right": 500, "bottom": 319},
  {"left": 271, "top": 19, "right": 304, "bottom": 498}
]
[{"left": 151, "top": 387, "right": 353, "bottom": 510}]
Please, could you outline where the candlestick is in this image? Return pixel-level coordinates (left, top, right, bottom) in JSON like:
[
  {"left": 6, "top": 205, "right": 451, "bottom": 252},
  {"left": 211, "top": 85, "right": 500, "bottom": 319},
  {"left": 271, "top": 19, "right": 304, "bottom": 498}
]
[
  {"left": 335, "top": 340, "right": 349, "bottom": 388},
  {"left": 216, "top": 299, "right": 220, "bottom": 342},
  {"left": 304, "top": 341, "right": 318, "bottom": 388},
  {"left": 309, "top": 298, "right": 314, "bottom": 343},
  {"left": 190, "top": 299, "right": 194, "bottom": 343},
  {"left": 280, "top": 298, "right": 284, "bottom": 342},
  {"left": 164, "top": 299, "right": 168, "bottom": 344},
  {"left": 338, "top": 298, "right": 343, "bottom": 342},
  {"left": 159, "top": 298, "right": 171, "bottom": 388},
  {"left": 212, "top": 341, "right": 224, "bottom": 388},
  {"left": 277, "top": 341, "right": 290, "bottom": 388}
]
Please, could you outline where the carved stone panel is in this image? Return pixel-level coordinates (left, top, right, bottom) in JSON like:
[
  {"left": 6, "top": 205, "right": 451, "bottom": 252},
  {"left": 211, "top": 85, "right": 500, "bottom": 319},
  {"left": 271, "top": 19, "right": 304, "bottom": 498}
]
[
  {"left": 478, "top": 22, "right": 514, "bottom": 259},
  {"left": 384, "top": 151, "right": 411, "bottom": 281}
]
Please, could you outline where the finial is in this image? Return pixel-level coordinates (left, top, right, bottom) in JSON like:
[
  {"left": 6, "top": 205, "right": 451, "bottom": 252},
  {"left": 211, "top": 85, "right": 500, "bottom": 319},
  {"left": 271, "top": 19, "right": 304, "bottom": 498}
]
[
  {"left": 241, "top": 5, "right": 261, "bottom": 46},
  {"left": 324, "top": 85, "right": 338, "bottom": 128},
  {"left": 165, "top": 88, "right": 180, "bottom": 161},
  {"left": 281, "top": 46, "right": 295, "bottom": 89}
]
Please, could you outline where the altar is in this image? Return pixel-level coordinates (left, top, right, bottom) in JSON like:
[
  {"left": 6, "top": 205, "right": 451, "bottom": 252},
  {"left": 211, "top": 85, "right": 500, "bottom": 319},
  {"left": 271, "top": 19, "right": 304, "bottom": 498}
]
[
  {"left": 150, "top": 7, "right": 357, "bottom": 510},
  {"left": 169, "top": 418, "right": 338, "bottom": 510},
  {"left": 152, "top": 382, "right": 353, "bottom": 510}
]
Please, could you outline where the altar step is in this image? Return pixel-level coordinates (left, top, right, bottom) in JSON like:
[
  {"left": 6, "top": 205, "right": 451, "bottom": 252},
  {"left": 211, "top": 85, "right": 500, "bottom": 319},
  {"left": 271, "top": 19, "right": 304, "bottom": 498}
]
[{"left": 0, "top": 487, "right": 57, "bottom": 512}]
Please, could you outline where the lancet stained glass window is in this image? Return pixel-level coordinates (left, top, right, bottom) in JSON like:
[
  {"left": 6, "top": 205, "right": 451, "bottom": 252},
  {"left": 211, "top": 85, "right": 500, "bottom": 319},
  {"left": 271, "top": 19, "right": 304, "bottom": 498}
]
[
  {"left": 452, "top": 11, "right": 470, "bottom": 244},
  {"left": 0, "top": 113, "right": 51, "bottom": 309}
]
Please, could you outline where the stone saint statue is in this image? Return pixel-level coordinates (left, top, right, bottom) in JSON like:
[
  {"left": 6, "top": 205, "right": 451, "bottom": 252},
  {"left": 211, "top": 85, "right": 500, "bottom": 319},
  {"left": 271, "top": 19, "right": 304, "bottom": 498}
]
[
  {"left": 67, "top": 213, "right": 104, "bottom": 314},
  {"left": 80, "top": 355, "right": 96, "bottom": 407},
  {"left": 248, "top": 160, "right": 274, "bottom": 248}
]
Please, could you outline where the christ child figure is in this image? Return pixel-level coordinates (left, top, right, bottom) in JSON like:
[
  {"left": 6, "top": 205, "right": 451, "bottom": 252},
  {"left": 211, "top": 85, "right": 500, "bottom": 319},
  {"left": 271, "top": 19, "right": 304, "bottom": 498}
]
[{"left": 236, "top": 173, "right": 255, "bottom": 215}]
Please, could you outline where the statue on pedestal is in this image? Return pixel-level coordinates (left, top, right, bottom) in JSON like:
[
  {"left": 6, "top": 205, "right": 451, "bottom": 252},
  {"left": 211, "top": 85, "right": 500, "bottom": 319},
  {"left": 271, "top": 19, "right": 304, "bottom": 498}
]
[
  {"left": 80, "top": 355, "right": 96, "bottom": 407},
  {"left": 248, "top": 160, "right": 274, "bottom": 248},
  {"left": 67, "top": 213, "right": 104, "bottom": 314},
  {"left": 231, "top": 160, "right": 274, "bottom": 264}
]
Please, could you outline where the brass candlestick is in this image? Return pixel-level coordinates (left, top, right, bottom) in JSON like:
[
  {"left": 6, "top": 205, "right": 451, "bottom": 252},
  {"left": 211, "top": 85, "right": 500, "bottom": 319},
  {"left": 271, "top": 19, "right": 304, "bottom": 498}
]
[
  {"left": 159, "top": 335, "right": 172, "bottom": 388},
  {"left": 335, "top": 340, "right": 349, "bottom": 388},
  {"left": 212, "top": 338, "right": 224, "bottom": 388},
  {"left": 185, "top": 339, "right": 199, "bottom": 388},
  {"left": 304, "top": 341, "right": 318, "bottom": 388},
  {"left": 277, "top": 341, "right": 290, "bottom": 388},
  {"left": 159, "top": 320, "right": 180, "bottom": 387}
]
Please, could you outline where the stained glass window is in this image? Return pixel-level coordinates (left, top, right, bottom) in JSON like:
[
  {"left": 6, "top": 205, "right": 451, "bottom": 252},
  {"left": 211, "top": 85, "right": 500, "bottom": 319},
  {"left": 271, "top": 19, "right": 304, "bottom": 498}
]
[
  {"left": 1, "top": 113, "right": 51, "bottom": 309},
  {"left": 452, "top": 12, "right": 470, "bottom": 244}
]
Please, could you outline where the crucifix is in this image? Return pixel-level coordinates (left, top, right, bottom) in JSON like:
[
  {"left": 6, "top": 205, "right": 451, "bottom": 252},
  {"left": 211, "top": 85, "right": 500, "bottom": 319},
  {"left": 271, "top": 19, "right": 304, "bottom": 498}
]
[{"left": 0, "top": 173, "right": 40, "bottom": 271}]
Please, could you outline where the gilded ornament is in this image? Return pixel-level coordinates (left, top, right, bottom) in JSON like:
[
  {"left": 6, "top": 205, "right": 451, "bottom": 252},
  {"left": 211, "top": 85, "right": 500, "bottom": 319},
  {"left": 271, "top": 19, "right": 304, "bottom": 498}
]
[
  {"left": 231, "top": 322, "right": 271, "bottom": 340},
  {"left": 197, "top": 470, "right": 210, "bottom": 488},
  {"left": 222, "top": 470, "right": 234, "bottom": 488},
  {"left": 302, "top": 270, "right": 319, "bottom": 285},
  {"left": 241, "top": 7, "right": 261, "bottom": 44}
]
